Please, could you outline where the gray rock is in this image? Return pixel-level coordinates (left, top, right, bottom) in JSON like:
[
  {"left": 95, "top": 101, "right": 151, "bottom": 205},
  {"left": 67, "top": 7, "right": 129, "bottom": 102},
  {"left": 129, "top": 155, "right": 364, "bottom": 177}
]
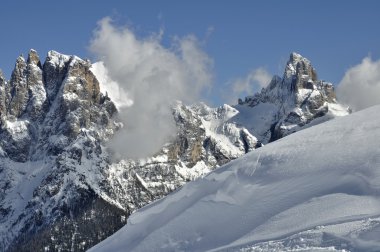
[{"left": 8, "top": 55, "right": 28, "bottom": 117}]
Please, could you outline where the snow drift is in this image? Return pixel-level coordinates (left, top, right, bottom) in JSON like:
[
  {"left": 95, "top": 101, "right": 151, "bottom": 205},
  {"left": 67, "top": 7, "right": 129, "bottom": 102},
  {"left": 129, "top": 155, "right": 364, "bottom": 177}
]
[{"left": 90, "top": 105, "right": 380, "bottom": 252}]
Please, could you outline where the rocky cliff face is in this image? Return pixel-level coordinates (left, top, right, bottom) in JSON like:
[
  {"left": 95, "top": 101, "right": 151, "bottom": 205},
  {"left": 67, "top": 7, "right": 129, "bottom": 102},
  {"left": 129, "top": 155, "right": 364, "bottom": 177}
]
[
  {"left": 0, "top": 51, "right": 348, "bottom": 251},
  {"left": 0, "top": 50, "right": 120, "bottom": 251},
  {"left": 237, "top": 52, "right": 349, "bottom": 142}
]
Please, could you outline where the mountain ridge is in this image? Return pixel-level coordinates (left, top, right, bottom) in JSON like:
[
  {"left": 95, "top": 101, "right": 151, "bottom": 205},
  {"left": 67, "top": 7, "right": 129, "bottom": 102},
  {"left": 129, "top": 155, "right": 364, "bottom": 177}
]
[{"left": 0, "top": 50, "right": 348, "bottom": 251}]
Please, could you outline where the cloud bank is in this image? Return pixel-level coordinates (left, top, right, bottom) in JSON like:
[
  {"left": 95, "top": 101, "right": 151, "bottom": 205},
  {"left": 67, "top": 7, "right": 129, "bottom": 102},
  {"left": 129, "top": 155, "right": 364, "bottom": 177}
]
[
  {"left": 90, "top": 17, "right": 213, "bottom": 159},
  {"left": 337, "top": 57, "right": 380, "bottom": 111},
  {"left": 225, "top": 67, "right": 271, "bottom": 104}
]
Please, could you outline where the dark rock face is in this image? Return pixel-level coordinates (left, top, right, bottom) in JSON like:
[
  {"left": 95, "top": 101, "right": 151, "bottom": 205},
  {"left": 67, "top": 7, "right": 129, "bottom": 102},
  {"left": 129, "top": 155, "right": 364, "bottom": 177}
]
[
  {"left": 8, "top": 56, "right": 28, "bottom": 118},
  {"left": 25, "top": 50, "right": 47, "bottom": 122},
  {"left": 8, "top": 191, "right": 128, "bottom": 252},
  {"left": 169, "top": 103, "right": 206, "bottom": 166},
  {"left": 43, "top": 50, "right": 70, "bottom": 103}
]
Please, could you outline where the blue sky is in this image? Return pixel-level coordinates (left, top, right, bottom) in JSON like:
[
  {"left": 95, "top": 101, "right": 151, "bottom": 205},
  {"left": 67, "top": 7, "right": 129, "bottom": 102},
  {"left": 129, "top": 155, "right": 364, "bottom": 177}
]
[{"left": 1, "top": 0, "right": 379, "bottom": 105}]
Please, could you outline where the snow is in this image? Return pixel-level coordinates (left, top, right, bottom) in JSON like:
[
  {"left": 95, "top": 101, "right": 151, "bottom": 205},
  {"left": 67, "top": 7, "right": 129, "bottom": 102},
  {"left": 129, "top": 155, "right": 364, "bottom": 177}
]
[
  {"left": 47, "top": 50, "right": 71, "bottom": 68},
  {"left": 0, "top": 158, "right": 54, "bottom": 244},
  {"left": 90, "top": 62, "right": 133, "bottom": 109},
  {"left": 175, "top": 160, "right": 211, "bottom": 181},
  {"left": 297, "top": 88, "right": 313, "bottom": 99},
  {"left": 135, "top": 172, "right": 149, "bottom": 190},
  {"left": 63, "top": 91, "right": 79, "bottom": 101},
  {"left": 328, "top": 103, "right": 350, "bottom": 116},
  {"left": 4, "top": 119, "right": 30, "bottom": 140},
  {"left": 232, "top": 102, "right": 278, "bottom": 142},
  {"left": 199, "top": 104, "right": 248, "bottom": 158},
  {"left": 27, "top": 66, "right": 46, "bottom": 108},
  {"left": 89, "top": 105, "right": 380, "bottom": 252}
]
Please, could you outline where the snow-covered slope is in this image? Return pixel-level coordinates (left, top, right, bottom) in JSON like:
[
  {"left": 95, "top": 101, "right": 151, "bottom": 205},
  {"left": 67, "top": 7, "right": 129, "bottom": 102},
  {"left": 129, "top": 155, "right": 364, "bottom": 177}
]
[{"left": 90, "top": 105, "right": 380, "bottom": 252}]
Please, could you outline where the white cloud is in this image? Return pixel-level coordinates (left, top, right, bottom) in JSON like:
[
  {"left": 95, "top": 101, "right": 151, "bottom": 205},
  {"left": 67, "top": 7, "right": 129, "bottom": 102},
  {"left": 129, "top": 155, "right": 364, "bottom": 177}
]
[
  {"left": 90, "top": 62, "right": 133, "bottom": 109},
  {"left": 337, "top": 56, "right": 380, "bottom": 111},
  {"left": 89, "top": 17, "right": 213, "bottom": 159},
  {"left": 226, "top": 67, "right": 271, "bottom": 104}
]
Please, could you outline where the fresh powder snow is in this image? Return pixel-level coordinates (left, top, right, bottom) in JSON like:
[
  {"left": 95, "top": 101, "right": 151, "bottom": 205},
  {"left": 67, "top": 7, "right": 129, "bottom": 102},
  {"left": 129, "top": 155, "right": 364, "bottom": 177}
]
[{"left": 89, "top": 105, "right": 380, "bottom": 252}]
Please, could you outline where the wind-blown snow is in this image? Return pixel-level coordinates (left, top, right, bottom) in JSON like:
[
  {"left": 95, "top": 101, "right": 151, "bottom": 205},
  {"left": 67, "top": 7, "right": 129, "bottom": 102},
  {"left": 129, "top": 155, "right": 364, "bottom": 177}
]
[
  {"left": 90, "top": 62, "right": 132, "bottom": 109},
  {"left": 89, "top": 105, "right": 380, "bottom": 252},
  {"left": 232, "top": 102, "right": 278, "bottom": 142}
]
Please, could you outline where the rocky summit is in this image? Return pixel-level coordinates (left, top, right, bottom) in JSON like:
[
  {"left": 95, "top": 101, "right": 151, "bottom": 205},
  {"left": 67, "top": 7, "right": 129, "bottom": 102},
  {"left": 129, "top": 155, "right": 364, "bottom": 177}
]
[
  {"left": 237, "top": 52, "right": 348, "bottom": 143},
  {"left": 0, "top": 51, "right": 348, "bottom": 251}
]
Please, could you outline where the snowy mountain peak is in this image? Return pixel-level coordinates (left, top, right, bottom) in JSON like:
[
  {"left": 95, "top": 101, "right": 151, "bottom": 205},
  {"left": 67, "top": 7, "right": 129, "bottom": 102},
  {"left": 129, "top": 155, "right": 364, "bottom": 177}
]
[
  {"left": 45, "top": 50, "right": 71, "bottom": 69},
  {"left": 47, "top": 49, "right": 70, "bottom": 60},
  {"left": 15, "top": 54, "right": 26, "bottom": 63},
  {"left": 27, "top": 49, "right": 42, "bottom": 68},
  {"left": 12, "top": 55, "right": 27, "bottom": 77},
  {"left": 289, "top": 52, "right": 311, "bottom": 66},
  {"left": 284, "top": 52, "right": 317, "bottom": 92},
  {"left": 287, "top": 52, "right": 312, "bottom": 71},
  {"left": 0, "top": 49, "right": 117, "bottom": 160},
  {"left": 238, "top": 52, "right": 349, "bottom": 142}
]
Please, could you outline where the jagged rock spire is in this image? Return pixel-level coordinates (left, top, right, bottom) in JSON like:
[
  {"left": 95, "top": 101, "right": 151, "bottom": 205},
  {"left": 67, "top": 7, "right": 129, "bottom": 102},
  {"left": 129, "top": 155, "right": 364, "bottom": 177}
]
[
  {"left": 5, "top": 50, "right": 47, "bottom": 120},
  {"left": 8, "top": 55, "right": 28, "bottom": 117},
  {"left": 25, "top": 49, "right": 47, "bottom": 121},
  {"left": 239, "top": 52, "right": 348, "bottom": 142},
  {"left": 27, "top": 49, "right": 42, "bottom": 69},
  {"left": 283, "top": 52, "right": 318, "bottom": 93}
]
